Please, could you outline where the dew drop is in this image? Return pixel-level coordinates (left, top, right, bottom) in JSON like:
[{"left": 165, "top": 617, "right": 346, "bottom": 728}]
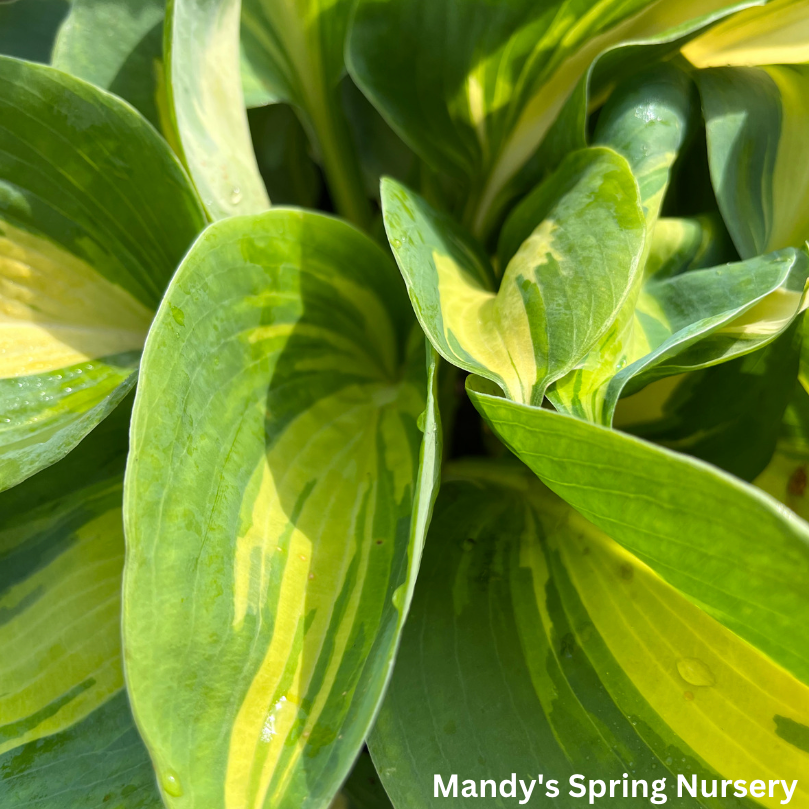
[
  {"left": 416, "top": 409, "right": 426, "bottom": 432},
  {"left": 231, "top": 186, "right": 243, "bottom": 206},
  {"left": 677, "top": 658, "right": 715, "bottom": 687},
  {"left": 161, "top": 769, "right": 183, "bottom": 797},
  {"left": 392, "top": 584, "right": 406, "bottom": 612},
  {"left": 391, "top": 238, "right": 402, "bottom": 249},
  {"left": 683, "top": 691, "right": 695, "bottom": 701},
  {"left": 665, "top": 757, "right": 673, "bottom": 766}
]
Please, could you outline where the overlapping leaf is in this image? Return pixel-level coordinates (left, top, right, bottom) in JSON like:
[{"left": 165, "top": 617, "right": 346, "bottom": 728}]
[
  {"left": 240, "top": 0, "right": 370, "bottom": 227},
  {"left": 0, "top": 56, "right": 205, "bottom": 491},
  {"left": 386, "top": 67, "right": 809, "bottom": 425},
  {"left": 381, "top": 149, "right": 646, "bottom": 407},
  {"left": 349, "top": 0, "right": 760, "bottom": 237},
  {"left": 468, "top": 378, "right": 809, "bottom": 686},
  {"left": 369, "top": 463, "right": 809, "bottom": 808},
  {"left": 165, "top": 0, "right": 269, "bottom": 219},
  {"left": 0, "top": 0, "right": 69, "bottom": 64},
  {"left": 123, "top": 210, "right": 440, "bottom": 808},
  {"left": 0, "top": 404, "right": 161, "bottom": 808},
  {"left": 697, "top": 64, "right": 809, "bottom": 259}
]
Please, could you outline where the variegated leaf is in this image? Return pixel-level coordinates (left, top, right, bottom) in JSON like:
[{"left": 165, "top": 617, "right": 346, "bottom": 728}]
[
  {"left": 382, "top": 148, "right": 646, "bottom": 407},
  {"left": 349, "top": 0, "right": 758, "bottom": 238},
  {"left": 123, "top": 210, "right": 440, "bottom": 809},
  {"left": 468, "top": 376, "right": 809, "bottom": 686},
  {"left": 697, "top": 64, "right": 809, "bottom": 259},
  {"left": 165, "top": 0, "right": 270, "bottom": 220},
  {"left": 370, "top": 462, "right": 809, "bottom": 808},
  {"left": 0, "top": 56, "right": 205, "bottom": 491},
  {"left": 0, "top": 404, "right": 162, "bottom": 808}
]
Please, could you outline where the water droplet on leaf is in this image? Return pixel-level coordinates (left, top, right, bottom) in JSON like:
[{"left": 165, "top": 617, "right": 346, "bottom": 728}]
[
  {"left": 161, "top": 770, "right": 183, "bottom": 797},
  {"left": 231, "top": 187, "right": 242, "bottom": 205},
  {"left": 677, "top": 658, "right": 715, "bottom": 687}
]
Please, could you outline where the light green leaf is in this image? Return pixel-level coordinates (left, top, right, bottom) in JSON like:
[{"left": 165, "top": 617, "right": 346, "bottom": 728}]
[
  {"left": 349, "top": 0, "right": 757, "bottom": 238},
  {"left": 619, "top": 322, "right": 801, "bottom": 482},
  {"left": 382, "top": 149, "right": 646, "bottom": 406},
  {"left": 468, "top": 376, "right": 809, "bottom": 687},
  {"left": 0, "top": 56, "right": 205, "bottom": 491},
  {"left": 52, "top": 0, "right": 166, "bottom": 130},
  {"left": 0, "top": 0, "right": 69, "bottom": 64},
  {"left": 698, "top": 64, "right": 809, "bottom": 259},
  {"left": 683, "top": 0, "right": 809, "bottom": 68},
  {"left": 0, "top": 404, "right": 161, "bottom": 808},
  {"left": 370, "top": 462, "right": 809, "bottom": 808},
  {"left": 240, "top": 0, "right": 371, "bottom": 228},
  {"left": 551, "top": 247, "right": 809, "bottom": 423},
  {"left": 123, "top": 210, "right": 440, "bottom": 809},
  {"left": 166, "top": 0, "right": 269, "bottom": 219}
]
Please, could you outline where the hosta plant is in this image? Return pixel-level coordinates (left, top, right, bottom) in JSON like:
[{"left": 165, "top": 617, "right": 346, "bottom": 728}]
[{"left": 1, "top": 0, "right": 809, "bottom": 808}]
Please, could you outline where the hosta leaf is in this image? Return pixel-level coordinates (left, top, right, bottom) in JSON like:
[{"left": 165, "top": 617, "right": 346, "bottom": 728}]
[
  {"left": 123, "top": 210, "right": 440, "bottom": 808},
  {"left": 166, "top": 0, "right": 269, "bottom": 219},
  {"left": 349, "top": 0, "right": 753, "bottom": 237},
  {"left": 240, "top": 0, "right": 371, "bottom": 227},
  {"left": 339, "top": 748, "right": 393, "bottom": 809},
  {"left": 0, "top": 56, "right": 205, "bottom": 491},
  {"left": 369, "top": 463, "right": 809, "bottom": 808},
  {"left": 52, "top": 0, "right": 275, "bottom": 137},
  {"left": 552, "top": 246, "right": 809, "bottom": 423},
  {"left": 620, "top": 323, "right": 801, "bottom": 482},
  {"left": 467, "top": 377, "right": 809, "bottom": 686},
  {"left": 382, "top": 149, "right": 646, "bottom": 406},
  {"left": 697, "top": 64, "right": 809, "bottom": 259},
  {"left": 0, "top": 405, "right": 161, "bottom": 808},
  {"left": 683, "top": 0, "right": 809, "bottom": 68},
  {"left": 0, "top": 0, "right": 69, "bottom": 64},
  {"left": 52, "top": 0, "right": 166, "bottom": 130}
]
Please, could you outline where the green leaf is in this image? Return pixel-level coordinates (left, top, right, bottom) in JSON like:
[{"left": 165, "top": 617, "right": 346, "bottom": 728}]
[
  {"left": 0, "top": 692, "right": 161, "bottom": 809},
  {"left": 123, "top": 210, "right": 441, "bottom": 808},
  {"left": 240, "top": 0, "right": 371, "bottom": 228},
  {"left": 552, "top": 246, "right": 809, "bottom": 423},
  {"left": 349, "top": 0, "right": 757, "bottom": 238},
  {"left": 369, "top": 462, "right": 809, "bottom": 808},
  {"left": 0, "top": 0, "right": 69, "bottom": 64},
  {"left": 467, "top": 376, "right": 809, "bottom": 687},
  {"left": 683, "top": 0, "right": 809, "bottom": 68},
  {"left": 382, "top": 148, "right": 646, "bottom": 406},
  {"left": 165, "top": 0, "right": 270, "bottom": 219},
  {"left": 52, "top": 0, "right": 166, "bottom": 130},
  {"left": 619, "top": 322, "right": 801, "bottom": 482},
  {"left": 0, "top": 56, "right": 205, "bottom": 491},
  {"left": 339, "top": 748, "right": 393, "bottom": 809},
  {"left": 0, "top": 403, "right": 161, "bottom": 808},
  {"left": 698, "top": 64, "right": 809, "bottom": 259}
]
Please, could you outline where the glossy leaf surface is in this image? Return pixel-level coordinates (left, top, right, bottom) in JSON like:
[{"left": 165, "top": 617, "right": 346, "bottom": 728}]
[
  {"left": 0, "top": 56, "right": 205, "bottom": 491},
  {"left": 0, "top": 405, "right": 161, "bottom": 808},
  {"left": 241, "top": 0, "right": 370, "bottom": 227},
  {"left": 382, "top": 150, "right": 646, "bottom": 407},
  {"left": 124, "top": 210, "right": 440, "bottom": 809},
  {"left": 370, "top": 463, "right": 809, "bottom": 808},
  {"left": 698, "top": 64, "right": 809, "bottom": 259},
  {"left": 349, "top": 0, "right": 752, "bottom": 236},
  {"left": 53, "top": 0, "right": 166, "bottom": 130},
  {"left": 166, "top": 0, "right": 269, "bottom": 219},
  {"left": 468, "top": 377, "right": 809, "bottom": 687}
]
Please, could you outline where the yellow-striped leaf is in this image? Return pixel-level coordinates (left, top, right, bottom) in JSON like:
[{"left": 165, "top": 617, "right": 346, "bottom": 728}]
[
  {"left": 0, "top": 56, "right": 205, "bottom": 491},
  {"left": 123, "top": 210, "right": 440, "bottom": 809},
  {"left": 683, "top": 0, "right": 809, "bottom": 68},
  {"left": 697, "top": 64, "right": 809, "bottom": 259},
  {"left": 0, "top": 405, "right": 162, "bottom": 808},
  {"left": 240, "top": 0, "right": 371, "bottom": 227},
  {"left": 166, "top": 0, "right": 270, "bottom": 220},
  {"left": 370, "top": 462, "right": 809, "bottom": 808},
  {"left": 382, "top": 148, "right": 646, "bottom": 407},
  {"left": 349, "top": 0, "right": 759, "bottom": 238},
  {"left": 467, "top": 376, "right": 809, "bottom": 687}
]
